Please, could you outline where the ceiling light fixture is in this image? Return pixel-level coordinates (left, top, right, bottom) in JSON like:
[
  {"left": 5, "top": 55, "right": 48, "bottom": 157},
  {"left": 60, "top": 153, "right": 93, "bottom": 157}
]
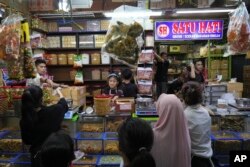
[
  {"left": 104, "top": 11, "right": 162, "bottom": 18},
  {"left": 176, "top": 9, "right": 235, "bottom": 14}
]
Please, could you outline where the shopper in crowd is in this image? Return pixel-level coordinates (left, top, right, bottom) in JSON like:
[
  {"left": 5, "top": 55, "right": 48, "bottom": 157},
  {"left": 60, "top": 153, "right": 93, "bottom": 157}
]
[
  {"left": 168, "top": 65, "right": 191, "bottom": 95},
  {"left": 26, "top": 59, "right": 67, "bottom": 88},
  {"left": 154, "top": 52, "right": 169, "bottom": 98},
  {"left": 181, "top": 81, "right": 214, "bottom": 167},
  {"left": 39, "top": 131, "right": 75, "bottom": 167},
  {"left": 151, "top": 94, "right": 191, "bottom": 167},
  {"left": 118, "top": 118, "right": 155, "bottom": 167},
  {"left": 20, "top": 85, "right": 68, "bottom": 167},
  {"left": 121, "top": 68, "right": 138, "bottom": 98},
  {"left": 102, "top": 73, "right": 123, "bottom": 101},
  {"left": 190, "top": 59, "right": 205, "bottom": 83}
]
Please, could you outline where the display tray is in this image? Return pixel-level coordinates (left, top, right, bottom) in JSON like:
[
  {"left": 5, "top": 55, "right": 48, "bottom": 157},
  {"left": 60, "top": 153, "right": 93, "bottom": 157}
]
[
  {"left": 76, "top": 132, "right": 104, "bottom": 140},
  {"left": 73, "top": 155, "right": 98, "bottom": 166},
  {"left": 98, "top": 155, "right": 122, "bottom": 166},
  {"left": 229, "top": 103, "right": 250, "bottom": 111},
  {"left": 0, "top": 153, "right": 19, "bottom": 162}
]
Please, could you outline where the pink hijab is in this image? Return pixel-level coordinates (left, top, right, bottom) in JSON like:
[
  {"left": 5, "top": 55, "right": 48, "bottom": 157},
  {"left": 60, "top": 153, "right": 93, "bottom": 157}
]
[{"left": 151, "top": 94, "right": 191, "bottom": 167}]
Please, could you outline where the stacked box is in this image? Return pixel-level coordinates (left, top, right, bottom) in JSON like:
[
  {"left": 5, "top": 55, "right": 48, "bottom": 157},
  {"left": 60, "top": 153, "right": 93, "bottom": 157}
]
[
  {"left": 95, "top": 35, "right": 106, "bottom": 48},
  {"left": 227, "top": 82, "right": 243, "bottom": 98},
  {"left": 62, "top": 36, "right": 76, "bottom": 48},
  {"left": 79, "top": 35, "right": 94, "bottom": 48}
]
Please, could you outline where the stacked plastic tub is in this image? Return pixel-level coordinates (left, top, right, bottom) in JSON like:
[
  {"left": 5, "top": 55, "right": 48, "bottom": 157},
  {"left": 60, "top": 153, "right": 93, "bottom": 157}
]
[
  {"left": 74, "top": 132, "right": 122, "bottom": 166},
  {"left": 211, "top": 131, "right": 242, "bottom": 167},
  {"left": 0, "top": 130, "right": 31, "bottom": 167},
  {"left": 203, "top": 85, "right": 227, "bottom": 105}
]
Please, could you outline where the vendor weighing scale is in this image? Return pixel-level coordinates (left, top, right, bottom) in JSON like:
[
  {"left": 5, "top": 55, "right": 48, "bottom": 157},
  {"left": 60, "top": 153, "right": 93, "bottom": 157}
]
[
  {"left": 135, "top": 105, "right": 158, "bottom": 116},
  {"left": 64, "top": 106, "right": 79, "bottom": 119}
]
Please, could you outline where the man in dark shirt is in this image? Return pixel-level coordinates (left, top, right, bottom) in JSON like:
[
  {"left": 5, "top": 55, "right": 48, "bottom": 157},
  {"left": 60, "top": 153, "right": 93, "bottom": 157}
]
[
  {"left": 154, "top": 52, "right": 169, "bottom": 98},
  {"left": 121, "top": 68, "right": 138, "bottom": 98},
  {"left": 190, "top": 59, "right": 205, "bottom": 83}
]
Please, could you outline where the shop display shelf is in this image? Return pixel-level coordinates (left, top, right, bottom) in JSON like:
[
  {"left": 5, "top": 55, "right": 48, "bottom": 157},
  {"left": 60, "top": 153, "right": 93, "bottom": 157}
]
[
  {"left": 31, "top": 28, "right": 47, "bottom": 34},
  {"left": 13, "top": 153, "right": 31, "bottom": 167},
  {"left": 204, "top": 85, "right": 227, "bottom": 92},
  {"left": 211, "top": 131, "right": 242, "bottom": 155},
  {"left": 97, "top": 155, "right": 122, "bottom": 167},
  {"left": 73, "top": 155, "right": 99, "bottom": 167},
  {"left": 44, "top": 48, "right": 78, "bottom": 51}
]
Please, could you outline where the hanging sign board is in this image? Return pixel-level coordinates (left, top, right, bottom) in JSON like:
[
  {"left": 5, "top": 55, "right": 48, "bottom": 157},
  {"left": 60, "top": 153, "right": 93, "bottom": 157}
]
[{"left": 155, "top": 20, "right": 224, "bottom": 41}]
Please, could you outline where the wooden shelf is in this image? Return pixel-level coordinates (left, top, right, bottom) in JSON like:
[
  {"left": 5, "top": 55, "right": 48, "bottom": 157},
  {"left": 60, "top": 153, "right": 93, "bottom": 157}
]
[
  {"left": 31, "top": 28, "right": 47, "bottom": 34},
  {"left": 47, "top": 65, "right": 73, "bottom": 67},
  {"left": 47, "top": 30, "right": 107, "bottom": 35},
  {"left": 44, "top": 48, "right": 77, "bottom": 51},
  {"left": 85, "top": 80, "right": 106, "bottom": 82}
]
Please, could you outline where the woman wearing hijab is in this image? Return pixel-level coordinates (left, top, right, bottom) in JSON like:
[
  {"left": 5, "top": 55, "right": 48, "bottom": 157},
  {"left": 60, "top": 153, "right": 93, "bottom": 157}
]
[{"left": 151, "top": 94, "right": 191, "bottom": 167}]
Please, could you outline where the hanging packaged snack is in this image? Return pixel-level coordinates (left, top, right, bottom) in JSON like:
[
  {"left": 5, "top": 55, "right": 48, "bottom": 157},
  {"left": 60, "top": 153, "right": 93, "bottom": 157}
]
[
  {"left": 101, "top": 6, "right": 146, "bottom": 68},
  {"left": 0, "top": 14, "right": 24, "bottom": 80},
  {"left": 74, "top": 70, "right": 84, "bottom": 84},
  {"left": 138, "top": 50, "right": 154, "bottom": 64},
  {"left": 73, "top": 55, "right": 82, "bottom": 68},
  {"left": 137, "top": 67, "right": 153, "bottom": 80},
  {"left": 227, "top": 2, "right": 250, "bottom": 54},
  {"left": 138, "top": 81, "right": 153, "bottom": 95},
  {"left": 21, "top": 21, "right": 37, "bottom": 79}
]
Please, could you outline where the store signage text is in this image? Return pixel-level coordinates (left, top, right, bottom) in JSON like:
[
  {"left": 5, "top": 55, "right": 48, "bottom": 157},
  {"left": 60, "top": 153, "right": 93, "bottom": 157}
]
[{"left": 155, "top": 20, "right": 224, "bottom": 40}]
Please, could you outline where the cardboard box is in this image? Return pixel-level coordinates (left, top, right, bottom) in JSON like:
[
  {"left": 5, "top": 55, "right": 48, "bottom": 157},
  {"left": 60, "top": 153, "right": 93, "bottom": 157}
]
[
  {"left": 52, "top": 97, "right": 86, "bottom": 107},
  {"left": 220, "top": 70, "right": 228, "bottom": 81},
  {"left": 61, "top": 86, "right": 86, "bottom": 101},
  {"left": 211, "top": 60, "right": 220, "bottom": 70},
  {"left": 227, "top": 82, "right": 243, "bottom": 92},
  {"left": 150, "top": 0, "right": 176, "bottom": 9},
  {"left": 115, "top": 98, "right": 135, "bottom": 113},
  {"left": 220, "top": 60, "right": 228, "bottom": 69},
  {"left": 29, "top": 0, "right": 58, "bottom": 11}
]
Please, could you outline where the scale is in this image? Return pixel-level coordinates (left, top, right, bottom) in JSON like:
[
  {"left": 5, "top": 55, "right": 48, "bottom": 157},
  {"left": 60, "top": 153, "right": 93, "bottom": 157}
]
[
  {"left": 135, "top": 107, "right": 158, "bottom": 116},
  {"left": 64, "top": 106, "right": 79, "bottom": 119}
]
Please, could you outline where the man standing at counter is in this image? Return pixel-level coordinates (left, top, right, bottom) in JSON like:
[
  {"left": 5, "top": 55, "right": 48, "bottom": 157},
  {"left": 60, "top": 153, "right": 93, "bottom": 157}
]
[
  {"left": 154, "top": 52, "right": 169, "bottom": 98},
  {"left": 26, "top": 59, "right": 67, "bottom": 88},
  {"left": 190, "top": 59, "right": 205, "bottom": 84}
]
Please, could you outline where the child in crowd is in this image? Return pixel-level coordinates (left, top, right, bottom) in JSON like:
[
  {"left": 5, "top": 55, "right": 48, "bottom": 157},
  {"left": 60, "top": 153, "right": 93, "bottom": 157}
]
[
  {"left": 121, "top": 68, "right": 138, "bottom": 98},
  {"left": 181, "top": 81, "right": 213, "bottom": 167},
  {"left": 118, "top": 118, "right": 155, "bottom": 167},
  {"left": 102, "top": 73, "right": 123, "bottom": 101}
]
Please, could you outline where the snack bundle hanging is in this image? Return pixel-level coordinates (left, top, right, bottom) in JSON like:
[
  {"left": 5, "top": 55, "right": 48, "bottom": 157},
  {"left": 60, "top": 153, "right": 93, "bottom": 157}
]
[
  {"left": 0, "top": 14, "right": 37, "bottom": 80},
  {"left": 101, "top": 5, "right": 145, "bottom": 68},
  {"left": 0, "top": 14, "right": 23, "bottom": 80},
  {"left": 227, "top": 2, "right": 250, "bottom": 55}
]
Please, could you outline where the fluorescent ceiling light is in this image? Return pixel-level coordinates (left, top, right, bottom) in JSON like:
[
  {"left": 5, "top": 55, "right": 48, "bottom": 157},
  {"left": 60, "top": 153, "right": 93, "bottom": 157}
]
[
  {"left": 176, "top": 9, "right": 235, "bottom": 14},
  {"left": 104, "top": 11, "right": 162, "bottom": 18}
]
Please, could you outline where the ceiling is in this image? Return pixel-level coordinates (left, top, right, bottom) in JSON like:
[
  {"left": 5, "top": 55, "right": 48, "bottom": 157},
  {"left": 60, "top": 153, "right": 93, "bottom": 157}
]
[{"left": 32, "top": 0, "right": 250, "bottom": 20}]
